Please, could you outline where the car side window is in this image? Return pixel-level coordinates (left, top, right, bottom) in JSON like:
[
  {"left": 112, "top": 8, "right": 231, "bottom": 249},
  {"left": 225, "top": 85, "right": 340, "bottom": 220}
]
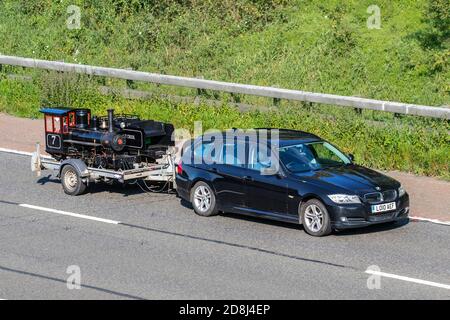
[
  {"left": 248, "top": 144, "right": 272, "bottom": 171},
  {"left": 221, "top": 143, "right": 245, "bottom": 168},
  {"left": 190, "top": 141, "right": 221, "bottom": 165}
]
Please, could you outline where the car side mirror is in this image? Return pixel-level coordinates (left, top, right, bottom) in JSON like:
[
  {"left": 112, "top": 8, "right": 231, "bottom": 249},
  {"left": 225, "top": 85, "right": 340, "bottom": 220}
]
[{"left": 348, "top": 154, "right": 355, "bottom": 162}]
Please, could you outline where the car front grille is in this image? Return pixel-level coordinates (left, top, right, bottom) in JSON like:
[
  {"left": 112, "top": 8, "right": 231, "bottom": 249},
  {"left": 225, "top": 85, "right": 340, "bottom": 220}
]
[
  {"left": 382, "top": 190, "right": 397, "bottom": 202},
  {"left": 364, "top": 190, "right": 397, "bottom": 204}
]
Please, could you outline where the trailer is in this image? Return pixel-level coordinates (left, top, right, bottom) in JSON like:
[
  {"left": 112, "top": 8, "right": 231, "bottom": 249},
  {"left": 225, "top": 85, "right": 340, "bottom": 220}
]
[
  {"left": 29, "top": 107, "right": 180, "bottom": 195},
  {"left": 31, "top": 142, "right": 177, "bottom": 195}
]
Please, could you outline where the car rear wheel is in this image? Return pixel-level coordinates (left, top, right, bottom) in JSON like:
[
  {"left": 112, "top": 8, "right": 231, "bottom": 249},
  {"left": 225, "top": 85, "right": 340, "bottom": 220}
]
[
  {"left": 300, "top": 199, "right": 332, "bottom": 237},
  {"left": 61, "top": 165, "right": 87, "bottom": 196},
  {"left": 190, "top": 181, "right": 218, "bottom": 217}
]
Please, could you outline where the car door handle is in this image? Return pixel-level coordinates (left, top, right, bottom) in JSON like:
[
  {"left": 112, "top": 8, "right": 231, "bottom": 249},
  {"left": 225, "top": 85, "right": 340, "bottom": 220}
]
[{"left": 243, "top": 176, "right": 253, "bottom": 181}]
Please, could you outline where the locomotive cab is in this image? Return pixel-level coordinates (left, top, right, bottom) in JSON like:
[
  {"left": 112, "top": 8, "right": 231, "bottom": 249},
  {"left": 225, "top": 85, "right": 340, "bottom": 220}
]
[{"left": 41, "top": 108, "right": 91, "bottom": 157}]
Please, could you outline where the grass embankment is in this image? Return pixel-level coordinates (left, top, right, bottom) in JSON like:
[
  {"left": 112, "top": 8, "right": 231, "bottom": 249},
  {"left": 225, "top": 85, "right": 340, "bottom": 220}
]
[{"left": 0, "top": 0, "right": 448, "bottom": 178}]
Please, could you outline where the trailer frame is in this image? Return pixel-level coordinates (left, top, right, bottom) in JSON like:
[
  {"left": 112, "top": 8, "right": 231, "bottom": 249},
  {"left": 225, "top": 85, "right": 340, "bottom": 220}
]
[{"left": 31, "top": 143, "right": 177, "bottom": 192}]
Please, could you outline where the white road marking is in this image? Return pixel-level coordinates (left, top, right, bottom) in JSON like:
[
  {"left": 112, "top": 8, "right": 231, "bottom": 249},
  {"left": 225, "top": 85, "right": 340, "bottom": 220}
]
[
  {"left": 0, "top": 147, "right": 50, "bottom": 158},
  {"left": 365, "top": 269, "right": 450, "bottom": 290},
  {"left": 0, "top": 147, "right": 34, "bottom": 156},
  {"left": 410, "top": 216, "right": 450, "bottom": 226},
  {"left": 19, "top": 204, "right": 121, "bottom": 225}
]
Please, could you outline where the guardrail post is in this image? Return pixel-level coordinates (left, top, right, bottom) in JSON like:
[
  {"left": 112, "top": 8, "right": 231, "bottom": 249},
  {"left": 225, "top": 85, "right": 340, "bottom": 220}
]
[
  {"left": 230, "top": 92, "right": 241, "bottom": 103},
  {"left": 354, "top": 108, "right": 362, "bottom": 115},
  {"left": 196, "top": 76, "right": 207, "bottom": 97},
  {"left": 273, "top": 97, "right": 281, "bottom": 107},
  {"left": 271, "top": 85, "right": 281, "bottom": 107},
  {"left": 126, "top": 68, "right": 136, "bottom": 89}
]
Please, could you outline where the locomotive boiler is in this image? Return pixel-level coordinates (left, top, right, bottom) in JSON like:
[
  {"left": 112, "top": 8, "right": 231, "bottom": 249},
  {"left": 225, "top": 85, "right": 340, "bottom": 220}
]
[{"left": 41, "top": 107, "right": 174, "bottom": 170}]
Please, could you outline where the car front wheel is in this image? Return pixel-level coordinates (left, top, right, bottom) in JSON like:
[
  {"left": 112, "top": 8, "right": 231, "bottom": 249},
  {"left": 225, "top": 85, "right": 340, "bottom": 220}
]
[
  {"left": 190, "top": 181, "right": 218, "bottom": 217},
  {"left": 300, "top": 199, "right": 332, "bottom": 237}
]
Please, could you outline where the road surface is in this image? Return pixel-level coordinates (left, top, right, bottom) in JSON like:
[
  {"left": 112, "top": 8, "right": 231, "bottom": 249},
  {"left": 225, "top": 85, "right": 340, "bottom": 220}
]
[{"left": 0, "top": 151, "right": 449, "bottom": 299}]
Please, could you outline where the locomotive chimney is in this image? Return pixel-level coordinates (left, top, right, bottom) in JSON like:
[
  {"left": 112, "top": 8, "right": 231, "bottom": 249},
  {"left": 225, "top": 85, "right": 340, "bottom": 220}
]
[{"left": 107, "top": 109, "right": 114, "bottom": 133}]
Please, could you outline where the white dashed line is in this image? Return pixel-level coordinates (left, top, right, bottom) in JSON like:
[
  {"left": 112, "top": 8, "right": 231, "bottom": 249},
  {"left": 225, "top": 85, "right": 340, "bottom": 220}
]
[
  {"left": 365, "top": 269, "right": 450, "bottom": 290},
  {"left": 19, "top": 204, "right": 121, "bottom": 225}
]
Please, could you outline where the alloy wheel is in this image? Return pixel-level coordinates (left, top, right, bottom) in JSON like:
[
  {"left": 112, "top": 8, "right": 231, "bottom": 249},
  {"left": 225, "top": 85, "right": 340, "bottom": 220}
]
[
  {"left": 304, "top": 204, "right": 324, "bottom": 232},
  {"left": 193, "top": 185, "right": 212, "bottom": 213}
]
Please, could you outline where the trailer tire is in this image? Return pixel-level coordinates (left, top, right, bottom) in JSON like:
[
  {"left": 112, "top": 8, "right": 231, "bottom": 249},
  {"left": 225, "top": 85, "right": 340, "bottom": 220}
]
[{"left": 61, "top": 165, "right": 87, "bottom": 196}]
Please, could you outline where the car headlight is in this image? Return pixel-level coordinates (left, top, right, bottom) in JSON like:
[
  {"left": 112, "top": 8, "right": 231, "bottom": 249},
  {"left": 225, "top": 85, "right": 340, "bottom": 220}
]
[
  {"left": 328, "top": 194, "right": 361, "bottom": 204},
  {"left": 398, "top": 185, "right": 406, "bottom": 198}
]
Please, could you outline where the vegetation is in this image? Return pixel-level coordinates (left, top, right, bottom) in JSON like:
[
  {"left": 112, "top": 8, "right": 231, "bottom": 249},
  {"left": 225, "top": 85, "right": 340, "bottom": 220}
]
[{"left": 0, "top": 0, "right": 448, "bottom": 179}]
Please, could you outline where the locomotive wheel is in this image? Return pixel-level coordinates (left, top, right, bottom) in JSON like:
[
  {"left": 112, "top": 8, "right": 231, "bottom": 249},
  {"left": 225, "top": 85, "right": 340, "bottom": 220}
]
[{"left": 61, "top": 165, "right": 87, "bottom": 196}]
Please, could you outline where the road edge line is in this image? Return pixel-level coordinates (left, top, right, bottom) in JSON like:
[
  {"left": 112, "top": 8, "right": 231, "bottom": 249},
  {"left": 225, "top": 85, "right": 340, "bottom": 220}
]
[
  {"left": 409, "top": 216, "right": 450, "bottom": 226},
  {"left": 365, "top": 269, "right": 450, "bottom": 290},
  {"left": 0, "top": 147, "right": 50, "bottom": 158}
]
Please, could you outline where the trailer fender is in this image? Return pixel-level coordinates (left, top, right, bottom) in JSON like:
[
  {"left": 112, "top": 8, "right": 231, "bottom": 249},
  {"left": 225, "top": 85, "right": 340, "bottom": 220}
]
[{"left": 58, "top": 159, "right": 90, "bottom": 180}]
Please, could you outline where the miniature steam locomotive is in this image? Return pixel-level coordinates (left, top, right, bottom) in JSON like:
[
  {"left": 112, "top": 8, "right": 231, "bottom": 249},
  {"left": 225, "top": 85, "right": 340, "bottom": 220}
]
[
  {"left": 32, "top": 107, "right": 177, "bottom": 195},
  {"left": 41, "top": 107, "right": 174, "bottom": 170}
]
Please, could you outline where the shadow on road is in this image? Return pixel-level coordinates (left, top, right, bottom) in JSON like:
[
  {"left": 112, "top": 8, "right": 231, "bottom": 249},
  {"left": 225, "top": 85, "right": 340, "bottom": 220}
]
[
  {"left": 334, "top": 219, "right": 409, "bottom": 236},
  {"left": 36, "top": 174, "right": 173, "bottom": 197},
  {"left": 179, "top": 197, "right": 410, "bottom": 236}
]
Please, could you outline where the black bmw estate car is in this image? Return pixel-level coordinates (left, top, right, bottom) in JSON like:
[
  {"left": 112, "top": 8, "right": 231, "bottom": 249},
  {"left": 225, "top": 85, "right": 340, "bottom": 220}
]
[{"left": 175, "top": 129, "right": 409, "bottom": 236}]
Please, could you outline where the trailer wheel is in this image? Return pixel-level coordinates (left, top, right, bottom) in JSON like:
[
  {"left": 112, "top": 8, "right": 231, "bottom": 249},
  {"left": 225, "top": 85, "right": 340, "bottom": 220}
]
[{"left": 61, "top": 165, "right": 87, "bottom": 196}]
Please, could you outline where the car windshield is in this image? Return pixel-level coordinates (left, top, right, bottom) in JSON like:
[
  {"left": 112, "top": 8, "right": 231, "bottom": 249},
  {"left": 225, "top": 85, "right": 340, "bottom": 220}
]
[{"left": 278, "top": 142, "right": 351, "bottom": 173}]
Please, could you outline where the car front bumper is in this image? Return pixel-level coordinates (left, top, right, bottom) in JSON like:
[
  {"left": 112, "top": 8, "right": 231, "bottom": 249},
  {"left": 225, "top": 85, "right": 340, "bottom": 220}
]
[{"left": 327, "top": 194, "right": 410, "bottom": 229}]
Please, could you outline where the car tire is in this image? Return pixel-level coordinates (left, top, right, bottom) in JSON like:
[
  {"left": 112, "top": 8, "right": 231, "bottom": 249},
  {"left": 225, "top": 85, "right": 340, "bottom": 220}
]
[
  {"left": 190, "top": 181, "right": 218, "bottom": 217},
  {"left": 300, "top": 199, "right": 332, "bottom": 237},
  {"left": 61, "top": 165, "right": 87, "bottom": 196}
]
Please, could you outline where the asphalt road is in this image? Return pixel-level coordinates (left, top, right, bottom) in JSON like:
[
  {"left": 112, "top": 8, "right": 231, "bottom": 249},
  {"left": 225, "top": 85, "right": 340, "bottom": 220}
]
[{"left": 0, "top": 151, "right": 449, "bottom": 299}]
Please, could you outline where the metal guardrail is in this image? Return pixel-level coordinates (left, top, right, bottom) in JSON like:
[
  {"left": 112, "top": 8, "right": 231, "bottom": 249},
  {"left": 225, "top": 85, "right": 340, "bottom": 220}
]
[{"left": 0, "top": 55, "right": 449, "bottom": 119}]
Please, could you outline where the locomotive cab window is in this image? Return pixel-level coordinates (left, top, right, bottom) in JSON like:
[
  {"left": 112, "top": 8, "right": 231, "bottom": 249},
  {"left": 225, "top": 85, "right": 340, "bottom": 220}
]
[
  {"left": 62, "top": 116, "right": 68, "bottom": 133},
  {"left": 45, "top": 115, "right": 53, "bottom": 133},
  {"left": 45, "top": 115, "right": 64, "bottom": 133},
  {"left": 53, "top": 116, "right": 61, "bottom": 133},
  {"left": 68, "top": 112, "right": 76, "bottom": 127}
]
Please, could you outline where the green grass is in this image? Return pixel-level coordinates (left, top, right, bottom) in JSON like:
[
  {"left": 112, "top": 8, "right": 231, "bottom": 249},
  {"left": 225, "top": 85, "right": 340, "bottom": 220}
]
[
  {"left": 0, "top": 0, "right": 449, "bottom": 179},
  {"left": 0, "top": 0, "right": 448, "bottom": 104}
]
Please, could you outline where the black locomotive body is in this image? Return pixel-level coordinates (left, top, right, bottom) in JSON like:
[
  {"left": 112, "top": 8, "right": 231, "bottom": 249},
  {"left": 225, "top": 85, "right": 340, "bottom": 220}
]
[{"left": 41, "top": 107, "right": 174, "bottom": 170}]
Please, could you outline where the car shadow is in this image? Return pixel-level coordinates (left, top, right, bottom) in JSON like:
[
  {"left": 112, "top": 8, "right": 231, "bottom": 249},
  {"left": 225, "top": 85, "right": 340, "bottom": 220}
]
[
  {"left": 178, "top": 197, "right": 410, "bottom": 235},
  {"left": 221, "top": 212, "right": 303, "bottom": 231},
  {"left": 333, "top": 218, "right": 410, "bottom": 236},
  {"left": 179, "top": 198, "right": 194, "bottom": 210}
]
